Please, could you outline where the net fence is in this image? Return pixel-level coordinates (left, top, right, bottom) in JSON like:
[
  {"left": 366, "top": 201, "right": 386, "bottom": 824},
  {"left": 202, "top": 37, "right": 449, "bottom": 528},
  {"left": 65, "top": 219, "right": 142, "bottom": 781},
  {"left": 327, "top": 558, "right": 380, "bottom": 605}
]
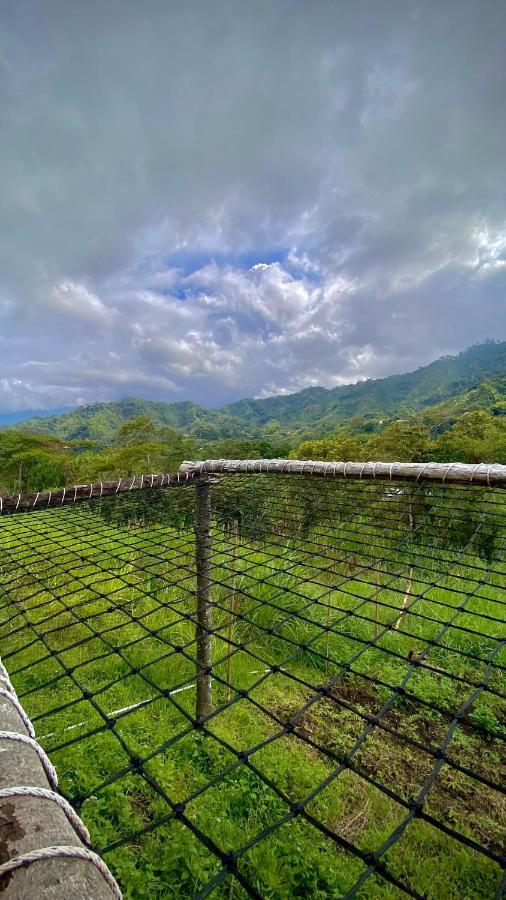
[{"left": 0, "top": 470, "right": 504, "bottom": 898}]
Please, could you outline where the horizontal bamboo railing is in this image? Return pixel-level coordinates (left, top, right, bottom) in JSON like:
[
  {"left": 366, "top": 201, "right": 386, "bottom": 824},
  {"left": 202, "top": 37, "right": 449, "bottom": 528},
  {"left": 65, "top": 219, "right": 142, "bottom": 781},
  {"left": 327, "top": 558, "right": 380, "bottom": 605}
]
[
  {"left": 0, "top": 658, "right": 121, "bottom": 898},
  {"left": 0, "top": 471, "right": 200, "bottom": 514},
  {"left": 1, "top": 460, "right": 505, "bottom": 515},
  {"left": 180, "top": 459, "right": 506, "bottom": 486}
]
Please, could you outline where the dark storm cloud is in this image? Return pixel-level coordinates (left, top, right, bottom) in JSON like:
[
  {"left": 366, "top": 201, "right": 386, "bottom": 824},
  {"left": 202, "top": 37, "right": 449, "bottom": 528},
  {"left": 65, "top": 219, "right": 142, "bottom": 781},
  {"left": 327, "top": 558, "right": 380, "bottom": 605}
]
[{"left": 0, "top": 0, "right": 505, "bottom": 411}]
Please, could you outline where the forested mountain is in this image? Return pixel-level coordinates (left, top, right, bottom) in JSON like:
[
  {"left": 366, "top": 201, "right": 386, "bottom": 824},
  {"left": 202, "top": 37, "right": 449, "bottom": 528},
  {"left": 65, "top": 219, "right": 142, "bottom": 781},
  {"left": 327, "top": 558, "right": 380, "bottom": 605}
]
[
  {"left": 415, "top": 373, "right": 506, "bottom": 429},
  {"left": 14, "top": 340, "right": 506, "bottom": 443},
  {"left": 4, "top": 341, "right": 502, "bottom": 504}
]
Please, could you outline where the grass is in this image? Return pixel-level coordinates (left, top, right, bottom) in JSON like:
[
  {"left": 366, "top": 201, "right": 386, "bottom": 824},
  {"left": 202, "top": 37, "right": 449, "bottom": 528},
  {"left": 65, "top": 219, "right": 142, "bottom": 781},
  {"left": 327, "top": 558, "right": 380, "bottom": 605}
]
[{"left": 0, "top": 485, "right": 504, "bottom": 899}]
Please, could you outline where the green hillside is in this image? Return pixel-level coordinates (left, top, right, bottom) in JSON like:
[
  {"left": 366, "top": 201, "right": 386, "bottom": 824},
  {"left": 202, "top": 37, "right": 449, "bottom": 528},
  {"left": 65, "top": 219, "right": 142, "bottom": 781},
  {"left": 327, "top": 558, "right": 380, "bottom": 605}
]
[
  {"left": 221, "top": 340, "right": 506, "bottom": 432},
  {"left": 15, "top": 340, "right": 506, "bottom": 443},
  {"left": 416, "top": 373, "right": 506, "bottom": 431}
]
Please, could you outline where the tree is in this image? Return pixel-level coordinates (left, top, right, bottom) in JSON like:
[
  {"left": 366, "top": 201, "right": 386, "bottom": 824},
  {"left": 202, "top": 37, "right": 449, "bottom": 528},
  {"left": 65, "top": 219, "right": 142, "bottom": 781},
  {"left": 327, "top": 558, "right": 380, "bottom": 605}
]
[
  {"left": 0, "top": 432, "right": 75, "bottom": 493},
  {"left": 364, "top": 421, "right": 430, "bottom": 462},
  {"left": 290, "top": 435, "right": 364, "bottom": 461},
  {"left": 118, "top": 416, "right": 157, "bottom": 444},
  {"left": 432, "top": 411, "right": 506, "bottom": 463}
]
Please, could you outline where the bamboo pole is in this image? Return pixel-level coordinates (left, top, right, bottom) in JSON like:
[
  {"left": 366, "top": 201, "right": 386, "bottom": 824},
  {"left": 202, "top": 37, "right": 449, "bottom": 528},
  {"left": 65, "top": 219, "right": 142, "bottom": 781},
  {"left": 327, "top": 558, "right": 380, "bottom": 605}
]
[
  {"left": 375, "top": 565, "right": 381, "bottom": 639},
  {"left": 194, "top": 479, "right": 214, "bottom": 720},
  {"left": 0, "top": 661, "right": 120, "bottom": 898},
  {"left": 0, "top": 472, "right": 201, "bottom": 515},
  {"left": 1, "top": 458, "right": 503, "bottom": 518},
  {"left": 180, "top": 459, "right": 506, "bottom": 487},
  {"left": 394, "top": 566, "right": 414, "bottom": 631}
]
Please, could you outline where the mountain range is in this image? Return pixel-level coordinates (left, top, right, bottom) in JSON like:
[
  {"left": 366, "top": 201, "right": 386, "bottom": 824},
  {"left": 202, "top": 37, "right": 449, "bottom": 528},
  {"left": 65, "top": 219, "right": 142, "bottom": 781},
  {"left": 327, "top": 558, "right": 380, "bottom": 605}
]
[{"left": 13, "top": 340, "right": 506, "bottom": 444}]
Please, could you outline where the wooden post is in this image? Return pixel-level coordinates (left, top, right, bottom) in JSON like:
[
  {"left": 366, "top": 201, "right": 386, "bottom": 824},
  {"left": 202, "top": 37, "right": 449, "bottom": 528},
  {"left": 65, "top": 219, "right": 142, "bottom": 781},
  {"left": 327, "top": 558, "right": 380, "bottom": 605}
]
[{"left": 194, "top": 479, "right": 214, "bottom": 720}]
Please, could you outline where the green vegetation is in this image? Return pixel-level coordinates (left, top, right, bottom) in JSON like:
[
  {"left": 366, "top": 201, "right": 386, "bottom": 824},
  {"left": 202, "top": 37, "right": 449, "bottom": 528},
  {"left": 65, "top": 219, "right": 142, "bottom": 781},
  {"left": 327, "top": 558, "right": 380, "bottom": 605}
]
[
  {"left": 3, "top": 401, "right": 505, "bottom": 498},
  {"left": 0, "top": 480, "right": 503, "bottom": 898},
  {"left": 12, "top": 341, "right": 506, "bottom": 444},
  {"left": 0, "top": 342, "right": 504, "bottom": 496}
]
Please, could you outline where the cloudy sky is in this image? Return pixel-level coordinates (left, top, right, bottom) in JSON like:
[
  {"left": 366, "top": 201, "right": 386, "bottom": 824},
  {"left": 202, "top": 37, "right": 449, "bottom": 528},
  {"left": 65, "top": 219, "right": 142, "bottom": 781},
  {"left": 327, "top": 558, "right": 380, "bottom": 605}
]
[{"left": 0, "top": 0, "right": 505, "bottom": 414}]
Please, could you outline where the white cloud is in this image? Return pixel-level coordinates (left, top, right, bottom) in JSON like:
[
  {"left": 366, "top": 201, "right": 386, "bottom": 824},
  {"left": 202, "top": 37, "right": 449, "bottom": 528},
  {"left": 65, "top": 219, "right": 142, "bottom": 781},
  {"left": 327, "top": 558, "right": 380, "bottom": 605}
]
[
  {"left": 49, "top": 281, "right": 115, "bottom": 324},
  {"left": 0, "top": 1, "right": 505, "bottom": 412}
]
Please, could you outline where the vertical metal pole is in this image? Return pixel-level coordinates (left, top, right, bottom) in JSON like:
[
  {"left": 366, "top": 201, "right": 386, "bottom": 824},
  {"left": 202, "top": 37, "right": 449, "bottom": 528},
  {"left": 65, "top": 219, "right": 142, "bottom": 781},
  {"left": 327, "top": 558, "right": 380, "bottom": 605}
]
[{"left": 195, "top": 478, "right": 213, "bottom": 720}]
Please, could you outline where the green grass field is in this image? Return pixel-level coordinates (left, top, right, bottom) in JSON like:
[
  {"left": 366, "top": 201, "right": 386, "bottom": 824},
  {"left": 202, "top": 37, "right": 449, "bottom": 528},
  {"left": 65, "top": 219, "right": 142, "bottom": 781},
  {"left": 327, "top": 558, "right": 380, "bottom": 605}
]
[{"left": 0, "top": 486, "right": 504, "bottom": 898}]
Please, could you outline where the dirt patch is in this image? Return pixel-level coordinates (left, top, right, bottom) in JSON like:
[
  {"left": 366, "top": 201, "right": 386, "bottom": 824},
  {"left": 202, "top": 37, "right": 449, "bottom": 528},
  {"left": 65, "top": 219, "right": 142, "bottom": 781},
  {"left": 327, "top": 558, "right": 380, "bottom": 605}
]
[{"left": 268, "top": 685, "right": 504, "bottom": 855}]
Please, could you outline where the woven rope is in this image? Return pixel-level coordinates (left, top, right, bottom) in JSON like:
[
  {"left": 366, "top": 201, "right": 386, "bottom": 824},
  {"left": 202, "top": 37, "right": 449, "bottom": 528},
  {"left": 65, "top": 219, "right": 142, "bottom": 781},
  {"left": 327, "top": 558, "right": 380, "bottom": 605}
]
[
  {"left": 0, "top": 652, "right": 120, "bottom": 896},
  {"left": 0, "top": 845, "right": 122, "bottom": 898},
  {"left": 0, "top": 688, "right": 36, "bottom": 738}
]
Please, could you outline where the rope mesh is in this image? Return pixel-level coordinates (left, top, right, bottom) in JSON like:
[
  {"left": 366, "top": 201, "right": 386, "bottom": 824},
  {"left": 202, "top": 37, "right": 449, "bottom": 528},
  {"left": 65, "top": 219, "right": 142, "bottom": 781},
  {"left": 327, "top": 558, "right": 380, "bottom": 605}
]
[{"left": 0, "top": 473, "right": 504, "bottom": 898}]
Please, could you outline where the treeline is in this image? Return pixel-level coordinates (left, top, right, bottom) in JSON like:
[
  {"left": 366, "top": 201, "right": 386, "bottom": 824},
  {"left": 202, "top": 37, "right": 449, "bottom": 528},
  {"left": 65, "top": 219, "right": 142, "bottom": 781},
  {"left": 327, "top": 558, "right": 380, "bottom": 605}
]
[
  {"left": 0, "top": 406, "right": 505, "bottom": 495},
  {"left": 14, "top": 342, "right": 506, "bottom": 444},
  {"left": 291, "top": 410, "right": 506, "bottom": 465},
  {"left": 0, "top": 416, "right": 290, "bottom": 494}
]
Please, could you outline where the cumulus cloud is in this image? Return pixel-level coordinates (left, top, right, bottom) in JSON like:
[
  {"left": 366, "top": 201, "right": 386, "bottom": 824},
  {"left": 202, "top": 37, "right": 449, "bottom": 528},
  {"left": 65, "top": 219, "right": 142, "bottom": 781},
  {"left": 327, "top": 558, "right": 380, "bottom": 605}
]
[{"left": 0, "top": 0, "right": 505, "bottom": 412}]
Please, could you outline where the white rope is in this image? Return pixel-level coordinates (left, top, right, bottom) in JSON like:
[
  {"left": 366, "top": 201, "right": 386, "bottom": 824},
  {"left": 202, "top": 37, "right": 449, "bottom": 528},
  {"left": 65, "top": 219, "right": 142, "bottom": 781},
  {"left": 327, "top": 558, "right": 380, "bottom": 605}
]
[
  {"left": 0, "top": 665, "right": 14, "bottom": 694},
  {"left": 0, "top": 675, "right": 13, "bottom": 693},
  {"left": 0, "top": 688, "right": 36, "bottom": 738},
  {"left": 0, "top": 787, "right": 90, "bottom": 844},
  {"left": 0, "top": 654, "right": 119, "bottom": 894},
  {"left": 469, "top": 464, "right": 481, "bottom": 484},
  {"left": 0, "top": 732, "right": 58, "bottom": 789},
  {"left": 0, "top": 845, "right": 122, "bottom": 898},
  {"left": 442, "top": 463, "right": 455, "bottom": 483},
  {"left": 32, "top": 492, "right": 40, "bottom": 509}
]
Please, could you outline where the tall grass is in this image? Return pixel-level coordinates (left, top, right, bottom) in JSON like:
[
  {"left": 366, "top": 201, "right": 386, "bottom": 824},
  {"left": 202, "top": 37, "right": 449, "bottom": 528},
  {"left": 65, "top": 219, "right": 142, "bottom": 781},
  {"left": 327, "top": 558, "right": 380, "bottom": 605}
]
[{"left": 0, "top": 494, "right": 503, "bottom": 899}]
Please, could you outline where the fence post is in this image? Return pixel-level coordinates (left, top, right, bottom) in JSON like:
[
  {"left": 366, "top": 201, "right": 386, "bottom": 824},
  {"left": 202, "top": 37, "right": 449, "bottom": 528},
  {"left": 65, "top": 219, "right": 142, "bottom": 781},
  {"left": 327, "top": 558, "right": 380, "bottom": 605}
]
[{"left": 195, "top": 478, "right": 214, "bottom": 720}]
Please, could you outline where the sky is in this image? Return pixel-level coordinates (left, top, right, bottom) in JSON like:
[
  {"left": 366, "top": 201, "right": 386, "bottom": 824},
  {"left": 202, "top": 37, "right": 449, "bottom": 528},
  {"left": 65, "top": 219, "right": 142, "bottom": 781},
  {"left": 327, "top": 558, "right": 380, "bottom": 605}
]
[{"left": 0, "top": 0, "right": 505, "bottom": 414}]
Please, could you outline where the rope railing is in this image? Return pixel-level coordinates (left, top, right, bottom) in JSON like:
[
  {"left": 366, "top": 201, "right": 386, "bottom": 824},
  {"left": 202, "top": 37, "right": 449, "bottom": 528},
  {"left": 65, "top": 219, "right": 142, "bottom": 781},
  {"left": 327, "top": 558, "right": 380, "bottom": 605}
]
[{"left": 0, "top": 462, "right": 503, "bottom": 898}]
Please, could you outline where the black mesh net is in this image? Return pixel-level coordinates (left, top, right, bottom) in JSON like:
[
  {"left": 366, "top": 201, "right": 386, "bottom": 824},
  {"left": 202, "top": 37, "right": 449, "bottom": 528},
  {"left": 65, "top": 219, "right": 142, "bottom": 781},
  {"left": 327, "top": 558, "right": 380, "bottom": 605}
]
[{"left": 0, "top": 474, "right": 504, "bottom": 899}]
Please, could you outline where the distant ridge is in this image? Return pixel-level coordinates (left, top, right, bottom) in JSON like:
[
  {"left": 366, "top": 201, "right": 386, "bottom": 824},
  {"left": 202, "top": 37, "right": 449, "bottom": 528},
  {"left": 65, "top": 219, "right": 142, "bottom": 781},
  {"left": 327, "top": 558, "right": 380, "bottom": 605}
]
[
  {"left": 0, "top": 406, "right": 72, "bottom": 426},
  {"left": 12, "top": 341, "right": 506, "bottom": 443}
]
